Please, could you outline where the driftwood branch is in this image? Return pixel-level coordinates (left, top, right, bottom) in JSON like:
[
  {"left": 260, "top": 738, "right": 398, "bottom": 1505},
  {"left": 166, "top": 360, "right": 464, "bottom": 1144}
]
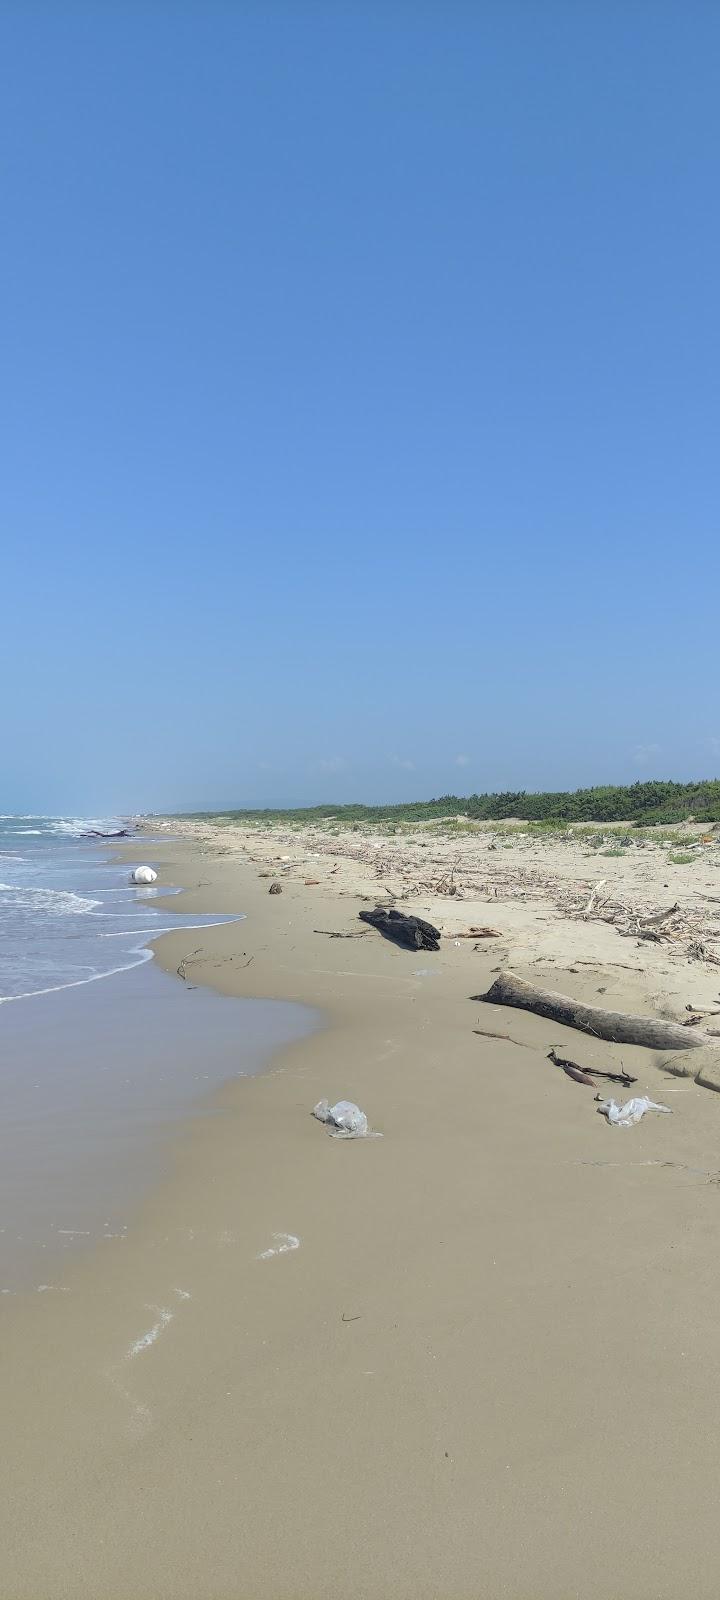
[
  {"left": 473, "top": 971, "right": 711, "bottom": 1051},
  {"left": 177, "top": 947, "right": 203, "bottom": 981},
  {"left": 640, "top": 901, "right": 680, "bottom": 928},
  {"left": 547, "top": 1048, "right": 597, "bottom": 1085},
  {"left": 583, "top": 879, "right": 607, "bottom": 915},
  {"left": 547, "top": 1047, "right": 636, "bottom": 1087},
  {"left": 177, "top": 948, "right": 253, "bottom": 979},
  {"left": 688, "top": 941, "right": 720, "bottom": 965}
]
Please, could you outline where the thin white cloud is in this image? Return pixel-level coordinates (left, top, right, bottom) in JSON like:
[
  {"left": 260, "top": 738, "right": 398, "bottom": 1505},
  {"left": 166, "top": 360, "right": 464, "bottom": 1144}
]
[
  {"left": 634, "top": 742, "right": 661, "bottom": 766},
  {"left": 455, "top": 754, "right": 470, "bottom": 767},
  {"left": 390, "top": 756, "right": 415, "bottom": 771},
  {"left": 702, "top": 736, "right": 720, "bottom": 758},
  {"left": 316, "top": 756, "right": 348, "bottom": 774}
]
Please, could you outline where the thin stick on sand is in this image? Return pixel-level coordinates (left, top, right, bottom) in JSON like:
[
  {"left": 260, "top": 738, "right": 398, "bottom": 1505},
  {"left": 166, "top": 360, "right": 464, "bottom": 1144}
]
[{"left": 472, "top": 1028, "right": 534, "bottom": 1048}]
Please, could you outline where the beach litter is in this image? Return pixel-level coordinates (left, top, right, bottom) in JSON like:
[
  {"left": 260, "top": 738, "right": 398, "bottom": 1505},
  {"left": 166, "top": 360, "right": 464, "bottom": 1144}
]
[
  {"left": 313, "top": 1099, "right": 381, "bottom": 1139},
  {"left": 596, "top": 1096, "right": 671, "bottom": 1127},
  {"left": 131, "top": 865, "right": 157, "bottom": 884},
  {"left": 268, "top": 882, "right": 283, "bottom": 895}
]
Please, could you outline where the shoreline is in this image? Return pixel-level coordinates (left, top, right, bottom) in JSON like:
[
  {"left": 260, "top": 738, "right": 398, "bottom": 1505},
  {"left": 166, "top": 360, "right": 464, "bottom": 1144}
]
[
  {"left": 0, "top": 835, "right": 315, "bottom": 1292},
  {"left": 4, "top": 823, "right": 720, "bottom": 1596}
]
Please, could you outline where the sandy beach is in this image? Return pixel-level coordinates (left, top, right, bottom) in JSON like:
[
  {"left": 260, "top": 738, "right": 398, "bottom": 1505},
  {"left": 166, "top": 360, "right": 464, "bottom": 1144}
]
[{"left": 4, "top": 816, "right": 720, "bottom": 1598}]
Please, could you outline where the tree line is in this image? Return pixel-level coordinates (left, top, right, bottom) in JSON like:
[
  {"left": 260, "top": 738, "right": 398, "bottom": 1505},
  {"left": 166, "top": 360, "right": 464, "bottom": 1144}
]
[{"left": 186, "top": 778, "right": 720, "bottom": 827}]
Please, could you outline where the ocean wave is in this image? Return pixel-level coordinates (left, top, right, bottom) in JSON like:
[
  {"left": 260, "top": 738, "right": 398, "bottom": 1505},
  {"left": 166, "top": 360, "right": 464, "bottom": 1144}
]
[
  {"left": 99, "top": 916, "right": 244, "bottom": 944},
  {"left": 0, "top": 915, "right": 240, "bottom": 1002},
  {"left": 46, "top": 817, "right": 126, "bottom": 837},
  {"left": 0, "top": 947, "right": 155, "bottom": 1005},
  {"left": 0, "top": 816, "right": 127, "bottom": 837},
  {"left": 0, "top": 885, "right": 100, "bottom": 916}
]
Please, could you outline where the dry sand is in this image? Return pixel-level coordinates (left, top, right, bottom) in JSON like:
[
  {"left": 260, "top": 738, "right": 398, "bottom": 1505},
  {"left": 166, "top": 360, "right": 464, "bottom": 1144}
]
[{"left": 4, "top": 817, "right": 720, "bottom": 1598}]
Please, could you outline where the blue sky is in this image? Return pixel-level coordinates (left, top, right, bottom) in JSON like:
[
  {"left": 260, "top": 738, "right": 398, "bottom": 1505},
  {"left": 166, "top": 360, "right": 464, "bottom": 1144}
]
[{"left": 2, "top": 1, "right": 718, "bottom": 814}]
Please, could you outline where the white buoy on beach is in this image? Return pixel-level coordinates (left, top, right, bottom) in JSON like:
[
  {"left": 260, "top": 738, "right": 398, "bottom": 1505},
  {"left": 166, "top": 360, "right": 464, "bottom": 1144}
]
[{"left": 131, "top": 865, "right": 158, "bottom": 884}]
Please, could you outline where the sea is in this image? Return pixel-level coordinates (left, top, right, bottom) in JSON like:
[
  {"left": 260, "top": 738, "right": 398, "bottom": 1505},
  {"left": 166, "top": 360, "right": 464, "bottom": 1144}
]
[
  {"left": 0, "top": 814, "right": 225, "bottom": 1003},
  {"left": 0, "top": 816, "right": 316, "bottom": 1291}
]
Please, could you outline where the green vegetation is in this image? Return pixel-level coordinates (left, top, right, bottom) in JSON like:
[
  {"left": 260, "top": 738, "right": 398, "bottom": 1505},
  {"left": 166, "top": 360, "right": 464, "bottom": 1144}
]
[
  {"left": 180, "top": 778, "right": 720, "bottom": 828},
  {"left": 667, "top": 852, "right": 697, "bottom": 865}
]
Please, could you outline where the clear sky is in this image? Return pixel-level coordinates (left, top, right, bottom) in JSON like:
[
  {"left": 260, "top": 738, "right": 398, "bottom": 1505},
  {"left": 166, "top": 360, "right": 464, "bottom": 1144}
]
[{"left": 2, "top": 1, "right": 718, "bottom": 814}]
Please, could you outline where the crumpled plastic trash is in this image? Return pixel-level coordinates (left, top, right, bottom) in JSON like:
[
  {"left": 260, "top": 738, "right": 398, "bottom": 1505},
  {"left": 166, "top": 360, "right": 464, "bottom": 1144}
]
[
  {"left": 132, "top": 865, "right": 158, "bottom": 884},
  {"left": 312, "top": 1099, "right": 381, "bottom": 1139},
  {"left": 596, "top": 1095, "right": 671, "bottom": 1127}
]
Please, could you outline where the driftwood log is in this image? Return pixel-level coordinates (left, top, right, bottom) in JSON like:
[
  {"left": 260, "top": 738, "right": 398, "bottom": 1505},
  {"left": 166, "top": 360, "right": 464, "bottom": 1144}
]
[
  {"left": 82, "top": 828, "right": 131, "bottom": 838},
  {"left": 359, "top": 907, "right": 441, "bottom": 951},
  {"left": 473, "top": 971, "right": 710, "bottom": 1051}
]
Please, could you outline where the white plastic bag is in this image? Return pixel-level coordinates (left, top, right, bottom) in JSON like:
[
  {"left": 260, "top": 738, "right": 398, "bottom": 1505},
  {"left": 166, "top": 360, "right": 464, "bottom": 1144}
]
[
  {"left": 313, "top": 1099, "right": 377, "bottom": 1139},
  {"left": 132, "top": 865, "right": 158, "bottom": 884},
  {"left": 596, "top": 1095, "right": 671, "bottom": 1127}
]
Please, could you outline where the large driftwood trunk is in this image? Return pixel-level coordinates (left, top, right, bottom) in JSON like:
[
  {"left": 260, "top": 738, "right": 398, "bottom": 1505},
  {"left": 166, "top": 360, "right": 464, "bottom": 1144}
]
[{"left": 474, "top": 972, "right": 709, "bottom": 1051}]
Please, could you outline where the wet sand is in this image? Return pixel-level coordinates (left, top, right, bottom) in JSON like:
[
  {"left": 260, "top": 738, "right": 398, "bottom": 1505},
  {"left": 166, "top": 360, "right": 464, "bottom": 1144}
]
[
  {"left": 4, "top": 826, "right": 720, "bottom": 1598},
  {"left": 0, "top": 959, "right": 316, "bottom": 1291}
]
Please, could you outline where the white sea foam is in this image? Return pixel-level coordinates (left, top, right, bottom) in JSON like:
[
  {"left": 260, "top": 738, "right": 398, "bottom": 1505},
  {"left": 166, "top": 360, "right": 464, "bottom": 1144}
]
[
  {"left": 126, "top": 1305, "right": 174, "bottom": 1358},
  {"left": 0, "top": 947, "right": 156, "bottom": 1005},
  {"left": 100, "top": 920, "right": 236, "bottom": 939},
  {"left": 45, "top": 817, "right": 126, "bottom": 837},
  {"left": 258, "top": 1233, "right": 300, "bottom": 1260},
  {"left": 0, "top": 885, "right": 99, "bottom": 916}
]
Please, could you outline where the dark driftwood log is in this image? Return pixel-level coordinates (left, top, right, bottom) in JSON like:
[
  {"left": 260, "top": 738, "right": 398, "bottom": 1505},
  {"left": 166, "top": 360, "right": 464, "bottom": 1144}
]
[
  {"left": 473, "top": 971, "right": 710, "bottom": 1051},
  {"left": 359, "top": 907, "right": 441, "bottom": 951},
  {"left": 82, "top": 828, "right": 131, "bottom": 838}
]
